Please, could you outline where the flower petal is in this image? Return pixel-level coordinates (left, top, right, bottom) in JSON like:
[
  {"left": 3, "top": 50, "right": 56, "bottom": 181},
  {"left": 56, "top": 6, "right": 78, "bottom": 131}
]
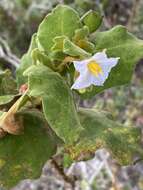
[
  {"left": 71, "top": 70, "right": 92, "bottom": 89},
  {"left": 92, "top": 51, "right": 119, "bottom": 70},
  {"left": 72, "top": 51, "right": 120, "bottom": 89},
  {"left": 100, "top": 57, "right": 119, "bottom": 68},
  {"left": 91, "top": 73, "right": 105, "bottom": 86},
  {"left": 91, "top": 57, "right": 119, "bottom": 86},
  {"left": 100, "top": 57, "right": 119, "bottom": 78},
  {"left": 92, "top": 51, "right": 108, "bottom": 61},
  {"left": 73, "top": 59, "right": 90, "bottom": 73}
]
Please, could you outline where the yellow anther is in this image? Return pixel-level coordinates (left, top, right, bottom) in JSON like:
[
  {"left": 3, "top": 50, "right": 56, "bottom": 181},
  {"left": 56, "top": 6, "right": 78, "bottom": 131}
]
[{"left": 87, "top": 60, "right": 103, "bottom": 77}]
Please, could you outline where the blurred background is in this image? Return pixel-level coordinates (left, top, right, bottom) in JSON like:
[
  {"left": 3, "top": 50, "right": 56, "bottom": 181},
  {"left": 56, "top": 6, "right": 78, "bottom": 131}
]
[{"left": 1, "top": 0, "right": 143, "bottom": 189}]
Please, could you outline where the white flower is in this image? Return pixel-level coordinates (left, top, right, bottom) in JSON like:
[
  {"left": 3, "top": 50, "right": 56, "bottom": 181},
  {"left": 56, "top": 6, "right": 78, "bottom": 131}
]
[{"left": 71, "top": 51, "right": 120, "bottom": 90}]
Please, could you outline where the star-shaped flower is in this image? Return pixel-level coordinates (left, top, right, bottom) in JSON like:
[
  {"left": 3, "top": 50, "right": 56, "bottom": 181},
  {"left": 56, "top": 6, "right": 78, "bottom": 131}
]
[{"left": 71, "top": 51, "right": 120, "bottom": 90}]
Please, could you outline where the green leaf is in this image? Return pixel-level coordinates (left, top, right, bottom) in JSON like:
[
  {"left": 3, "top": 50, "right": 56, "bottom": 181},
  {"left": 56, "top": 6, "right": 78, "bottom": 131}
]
[
  {"left": 75, "top": 39, "right": 95, "bottom": 54},
  {"left": 16, "top": 33, "right": 37, "bottom": 86},
  {"left": 51, "top": 36, "right": 68, "bottom": 52},
  {"left": 73, "top": 26, "right": 95, "bottom": 53},
  {"left": 52, "top": 35, "right": 93, "bottom": 58},
  {"left": 50, "top": 51, "right": 66, "bottom": 62},
  {"left": 0, "top": 95, "right": 15, "bottom": 105},
  {"left": 81, "top": 26, "right": 143, "bottom": 98},
  {"left": 66, "top": 108, "right": 143, "bottom": 165},
  {"left": 0, "top": 110, "right": 58, "bottom": 189},
  {"left": 63, "top": 39, "right": 91, "bottom": 58},
  {"left": 0, "top": 70, "right": 17, "bottom": 96},
  {"left": 37, "top": 5, "right": 82, "bottom": 52},
  {"left": 0, "top": 95, "right": 20, "bottom": 111},
  {"left": 24, "top": 64, "right": 83, "bottom": 143},
  {"left": 81, "top": 10, "right": 103, "bottom": 33},
  {"left": 31, "top": 48, "right": 55, "bottom": 70},
  {"left": 73, "top": 26, "right": 89, "bottom": 41},
  {"left": 50, "top": 36, "right": 67, "bottom": 61}
]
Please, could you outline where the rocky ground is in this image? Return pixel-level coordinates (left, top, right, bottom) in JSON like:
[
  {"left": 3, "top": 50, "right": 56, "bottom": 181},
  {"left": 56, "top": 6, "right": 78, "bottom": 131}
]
[{"left": 11, "top": 149, "right": 143, "bottom": 190}]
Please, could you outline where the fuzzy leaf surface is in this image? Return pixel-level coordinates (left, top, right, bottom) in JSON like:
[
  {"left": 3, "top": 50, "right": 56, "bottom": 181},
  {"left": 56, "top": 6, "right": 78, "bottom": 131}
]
[
  {"left": 37, "top": 5, "right": 82, "bottom": 52},
  {"left": 66, "top": 108, "right": 142, "bottom": 165},
  {"left": 24, "top": 65, "right": 83, "bottom": 143},
  {"left": 0, "top": 111, "right": 57, "bottom": 189},
  {"left": 16, "top": 34, "right": 37, "bottom": 86},
  {"left": 81, "top": 10, "right": 103, "bottom": 33}
]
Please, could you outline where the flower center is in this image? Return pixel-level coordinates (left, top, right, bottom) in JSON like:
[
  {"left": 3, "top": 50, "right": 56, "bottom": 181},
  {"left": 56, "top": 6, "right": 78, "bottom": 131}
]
[{"left": 87, "top": 61, "right": 103, "bottom": 77}]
